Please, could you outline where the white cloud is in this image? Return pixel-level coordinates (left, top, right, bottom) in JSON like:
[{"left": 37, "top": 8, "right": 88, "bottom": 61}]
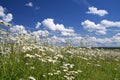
[
  {"left": 42, "top": 18, "right": 56, "bottom": 31},
  {"left": 0, "top": 6, "right": 5, "bottom": 17},
  {"left": 86, "top": 6, "right": 108, "bottom": 16},
  {"left": 49, "top": 36, "right": 66, "bottom": 45},
  {"left": 112, "top": 33, "right": 120, "bottom": 43},
  {"left": 114, "top": 33, "right": 120, "bottom": 37},
  {"left": 52, "top": 35, "right": 58, "bottom": 39},
  {"left": 2, "top": 13, "right": 13, "bottom": 22},
  {"left": 32, "top": 30, "right": 49, "bottom": 37},
  {"left": 35, "top": 22, "right": 41, "bottom": 29},
  {"left": 101, "top": 20, "right": 120, "bottom": 27},
  {"left": 96, "top": 30, "right": 106, "bottom": 35},
  {"left": 87, "top": 37, "right": 111, "bottom": 47},
  {"left": 42, "top": 18, "right": 74, "bottom": 32},
  {"left": 0, "top": 6, "right": 15, "bottom": 42},
  {"left": 10, "top": 25, "right": 27, "bottom": 34},
  {"left": 25, "top": 2, "right": 33, "bottom": 7},
  {"left": 47, "top": 35, "right": 82, "bottom": 46},
  {"left": 52, "top": 36, "right": 66, "bottom": 43},
  {"left": 69, "top": 36, "right": 82, "bottom": 46},
  {"left": 48, "top": 35, "right": 83, "bottom": 46},
  {"left": 82, "top": 19, "right": 120, "bottom": 35},
  {"left": 97, "top": 38, "right": 112, "bottom": 44},
  {"left": 49, "top": 33, "right": 120, "bottom": 47},
  {"left": 0, "top": 6, "right": 13, "bottom": 23},
  {"left": 81, "top": 20, "right": 106, "bottom": 35},
  {"left": 87, "top": 33, "right": 120, "bottom": 47},
  {"left": 61, "top": 31, "right": 78, "bottom": 36},
  {"left": 61, "top": 31, "right": 71, "bottom": 36}
]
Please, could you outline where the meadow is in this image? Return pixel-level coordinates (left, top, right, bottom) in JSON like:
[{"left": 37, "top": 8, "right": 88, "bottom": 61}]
[{"left": 0, "top": 21, "right": 120, "bottom": 80}]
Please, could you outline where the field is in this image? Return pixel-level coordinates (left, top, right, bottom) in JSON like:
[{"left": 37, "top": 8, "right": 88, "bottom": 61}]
[
  {"left": 0, "top": 45, "right": 120, "bottom": 80},
  {"left": 0, "top": 22, "right": 120, "bottom": 80}
]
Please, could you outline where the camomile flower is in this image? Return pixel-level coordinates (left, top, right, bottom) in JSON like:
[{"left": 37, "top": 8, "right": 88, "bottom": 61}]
[{"left": 28, "top": 76, "right": 36, "bottom": 80}]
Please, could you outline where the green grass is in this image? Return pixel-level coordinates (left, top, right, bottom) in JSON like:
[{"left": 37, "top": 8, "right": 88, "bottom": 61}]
[
  {"left": 0, "top": 16, "right": 120, "bottom": 80},
  {"left": 0, "top": 47, "right": 120, "bottom": 80}
]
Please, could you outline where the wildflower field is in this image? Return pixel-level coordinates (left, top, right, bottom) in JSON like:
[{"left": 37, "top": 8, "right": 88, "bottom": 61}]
[{"left": 0, "top": 22, "right": 120, "bottom": 80}]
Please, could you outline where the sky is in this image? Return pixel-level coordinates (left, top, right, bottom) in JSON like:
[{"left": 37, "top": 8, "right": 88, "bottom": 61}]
[{"left": 0, "top": 0, "right": 120, "bottom": 47}]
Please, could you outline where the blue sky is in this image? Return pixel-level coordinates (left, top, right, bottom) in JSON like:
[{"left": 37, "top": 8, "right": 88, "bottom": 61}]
[{"left": 0, "top": 0, "right": 120, "bottom": 47}]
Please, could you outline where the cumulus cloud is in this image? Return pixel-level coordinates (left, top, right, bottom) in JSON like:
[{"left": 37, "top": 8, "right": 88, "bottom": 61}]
[
  {"left": 2, "top": 13, "right": 13, "bottom": 22},
  {"left": 92, "top": 37, "right": 112, "bottom": 44},
  {"left": 88, "top": 37, "right": 112, "bottom": 47},
  {"left": 51, "top": 36, "right": 66, "bottom": 43},
  {"left": 61, "top": 31, "right": 78, "bottom": 36},
  {"left": 112, "top": 33, "right": 120, "bottom": 43},
  {"left": 86, "top": 32, "right": 120, "bottom": 47},
  {"left": 0, "top": 6, "right": 13, "bottom": 22},
  {"left": 81, "top": 20, "right": 106, "bottom": 35},
  {"left": 48, "top": 33, "right": 120, "bottom": 47},
  {"left": 32, "top": 30, "right": 49, "bottom": 37},
  {"left": 48, "top": 35, "right": 83, "bottom": 46},
  {"left": 82, "top": 19, "right": 120, "bottom": 35},
  {"left": 101, "top": 20, "right": 120, "bottom": 27},
  {"left": 42, "top": 18, "right": 74, "bottom": 32},
  {"left": 35, "top": 22, "right": 41, "bottom": 29},
  {"left": 86, "top": 6, "right": 108, "bottom": 16},
  {"left": 61, "top": 32, "right": 71, "bottom": 36},
  {"left": 10, "top": 25, "right": 27, "bottom": 34},
  {"left": 0, "top": 6, "right": 5, "bottom": 17},
  {"left": 114, "top": 33, "right": 120, "bottom": 37},
  {"left": 25, "top": 2, "right": 33, "bottom": 7}
]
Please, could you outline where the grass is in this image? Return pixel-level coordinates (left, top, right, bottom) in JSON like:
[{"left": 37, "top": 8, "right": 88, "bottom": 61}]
[
  {"left": 0, "top": 22, "right": 120, "bottom": 80},
  {"left": 0, "top": 47, "right": 120, "bottom": 80}
]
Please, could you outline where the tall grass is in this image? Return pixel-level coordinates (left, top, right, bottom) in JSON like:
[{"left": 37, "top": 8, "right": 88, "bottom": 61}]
[{"left": 0, "top": 21, "right": 120, "bottom": 80}]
